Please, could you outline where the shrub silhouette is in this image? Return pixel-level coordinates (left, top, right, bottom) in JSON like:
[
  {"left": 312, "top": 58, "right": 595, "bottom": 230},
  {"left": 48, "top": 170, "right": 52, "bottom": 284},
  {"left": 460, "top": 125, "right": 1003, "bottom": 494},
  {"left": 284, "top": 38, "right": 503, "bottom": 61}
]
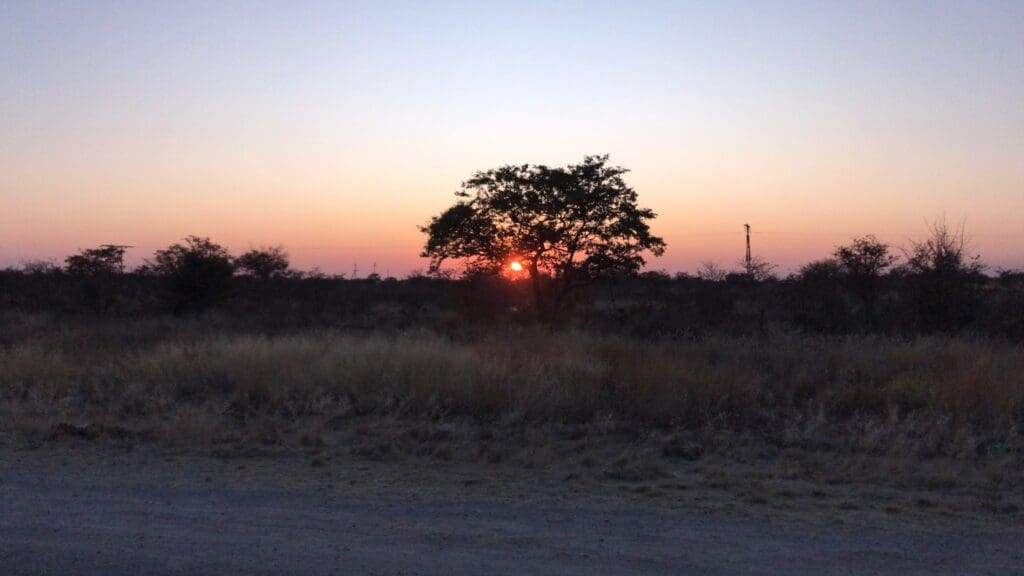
[
  {"left": 65, "top": 244, "right": 129, "bottom": 276},
  {"left": 740, "top": 256, "right": 776, "bottom": 282},
  {"left": 148, "top": 236, "right": 235, "bottom": 314},
  {"left": 791, "top": 258, "right": 850, "bottom": 332},
  {"left": 64, "top": 244, "right": 130, "bottom": 311},
  {"left": 834, "top": 236, "right": 897, "bottom": 327},
  {"left": 236, "top": 246, "right": 290, "bottom": 280},
  {"left": 697, "top": 262, "right": 728, "bottom": 282},
  {"left": 19, "top": 260, "right": 60, "bottom": 275},
  {"left": 900, "top": 221, "right": 985, "bottom": 332}
]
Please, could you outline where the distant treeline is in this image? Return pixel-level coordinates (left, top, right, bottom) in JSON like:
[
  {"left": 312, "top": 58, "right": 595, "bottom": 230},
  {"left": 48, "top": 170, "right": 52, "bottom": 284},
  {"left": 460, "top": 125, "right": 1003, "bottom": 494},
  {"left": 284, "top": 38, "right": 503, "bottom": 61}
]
[{"left": 2, "top": 227, "right": 1023, "bottom": 338}]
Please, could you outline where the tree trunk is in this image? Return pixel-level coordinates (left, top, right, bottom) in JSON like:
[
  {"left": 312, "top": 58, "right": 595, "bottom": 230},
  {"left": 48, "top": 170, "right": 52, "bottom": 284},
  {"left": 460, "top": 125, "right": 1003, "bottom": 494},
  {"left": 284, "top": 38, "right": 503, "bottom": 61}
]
[{"left": 529, "top": 262, "right": 546, "bottom": 321}]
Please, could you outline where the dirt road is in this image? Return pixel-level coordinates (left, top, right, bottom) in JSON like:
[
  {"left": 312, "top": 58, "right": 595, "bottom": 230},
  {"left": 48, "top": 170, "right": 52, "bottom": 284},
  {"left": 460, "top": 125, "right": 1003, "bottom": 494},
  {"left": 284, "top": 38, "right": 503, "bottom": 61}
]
[{"left": 1, "top": 448, "right": 1021, "bottom": 575}]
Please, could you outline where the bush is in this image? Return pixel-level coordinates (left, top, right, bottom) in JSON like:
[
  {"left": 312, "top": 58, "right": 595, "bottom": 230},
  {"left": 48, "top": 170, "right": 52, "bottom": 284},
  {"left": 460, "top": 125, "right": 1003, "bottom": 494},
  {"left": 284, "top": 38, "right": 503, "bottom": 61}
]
[
  {"left": 790, "top": 259, "right": 852, "bottom": 333},
  {"left": 64, "top": 244, "right": 130, "bottom": 311},
  {"left": 900, "top": 221, "right": 985, "bottom": 332},
  {"left": 147, "top": 236, "right": 235, "bottom": 314},
  {"left": 236, "top": 246, "right": 290, "bottom": 280}
]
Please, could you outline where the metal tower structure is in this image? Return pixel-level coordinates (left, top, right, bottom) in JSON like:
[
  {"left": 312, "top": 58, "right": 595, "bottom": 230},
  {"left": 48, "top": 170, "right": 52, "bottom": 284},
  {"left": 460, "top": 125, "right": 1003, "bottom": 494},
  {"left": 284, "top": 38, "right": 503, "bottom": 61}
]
[{"left": 744, "top": 223, "right": 752, "bottom": 275}]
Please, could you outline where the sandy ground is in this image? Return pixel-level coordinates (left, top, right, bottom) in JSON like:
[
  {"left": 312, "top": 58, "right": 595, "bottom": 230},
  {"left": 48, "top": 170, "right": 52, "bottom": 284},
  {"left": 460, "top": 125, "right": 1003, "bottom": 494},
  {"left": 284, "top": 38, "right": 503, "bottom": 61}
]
[{"left": 1, "top": 445, "right": 1023, "bottom": 576}]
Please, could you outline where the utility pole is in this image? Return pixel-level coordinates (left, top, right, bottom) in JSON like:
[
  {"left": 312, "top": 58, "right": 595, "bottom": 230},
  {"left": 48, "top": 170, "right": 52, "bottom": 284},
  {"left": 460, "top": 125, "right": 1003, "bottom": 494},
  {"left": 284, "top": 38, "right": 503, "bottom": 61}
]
[
  {"left": 744, "top": 223, "right": 752, "bottom": 277},
  {"left": 352, "top": 263, "right": 358, "bottom": 279}
]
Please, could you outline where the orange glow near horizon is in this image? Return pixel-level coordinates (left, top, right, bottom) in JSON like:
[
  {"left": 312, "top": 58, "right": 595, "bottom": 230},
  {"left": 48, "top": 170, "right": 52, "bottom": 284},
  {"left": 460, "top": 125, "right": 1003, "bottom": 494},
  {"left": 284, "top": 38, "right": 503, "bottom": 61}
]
[
  {"left": 2, "top": 4, "right": 1023, "bottom": 274},
  {"left": 3, "top": 168, "right": 1024, "bottom": 276},
  {"left": 509, "top": 261, "right": 523, "bottom": 272}
]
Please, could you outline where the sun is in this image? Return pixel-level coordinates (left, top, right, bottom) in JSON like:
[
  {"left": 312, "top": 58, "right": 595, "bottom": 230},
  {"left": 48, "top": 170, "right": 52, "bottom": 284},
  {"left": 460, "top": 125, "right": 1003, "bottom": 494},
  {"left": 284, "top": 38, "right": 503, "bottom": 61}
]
[{"left": 509, "top": 261, "right": 523, "bottom": 272}]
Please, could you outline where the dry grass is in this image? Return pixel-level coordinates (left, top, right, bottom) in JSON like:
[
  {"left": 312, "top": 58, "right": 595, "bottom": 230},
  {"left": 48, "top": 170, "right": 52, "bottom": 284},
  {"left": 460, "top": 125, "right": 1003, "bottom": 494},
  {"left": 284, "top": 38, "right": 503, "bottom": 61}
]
[
  {"left": 0, "top": 323, "right": 1021, "bottom": 466},
  {"left": 3, "top": 327, "right": 1023, "bottom": 434},
  {"left": 2, "top": 321, "right": 1023, "bottom": 519}
]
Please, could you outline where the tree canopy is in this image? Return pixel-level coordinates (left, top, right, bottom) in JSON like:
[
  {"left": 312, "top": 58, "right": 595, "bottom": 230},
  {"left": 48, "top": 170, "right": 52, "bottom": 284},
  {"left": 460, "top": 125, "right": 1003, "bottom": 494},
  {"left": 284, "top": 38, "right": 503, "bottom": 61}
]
[
  {"left": 65, "top": 244, "right": 129, "bottom": 276},
  {"left": 146, "top": 236, "right": 235, "bottom": 313},
  {"left": 421, "top": 155, "right": 665, "bottom": 316},
  {"left": 236, "top": 245, "right": 291, "bottom": 280}
]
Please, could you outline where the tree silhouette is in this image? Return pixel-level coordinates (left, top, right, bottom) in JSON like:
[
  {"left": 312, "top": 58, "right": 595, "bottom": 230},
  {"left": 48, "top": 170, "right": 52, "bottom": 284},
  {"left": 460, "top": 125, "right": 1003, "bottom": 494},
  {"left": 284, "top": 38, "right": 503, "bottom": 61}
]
[
  {"left": 147, "top": 236, "right": 235, "bottom": 313},
  {"left": 697, "top": 261, "right": 728, "bottom": 282},
  {"left": 793, "top": 258, "right": 848, "bottom": 332},
  {"left": 421, "top": 155, "right": 665, "bottom": 317},
  {"left": 63, "top": 244, "right": 130, "bottom": 311},
  {"left": 900, "top": 220, "right": 984, "bottom": 331},
  {"left": 834, "top": 235, "right": 897, "bottom": 326},
  {"left": 236, "top": 245, "right": 290, "bottom": 280},
  {"left": 740, "top": 256, "right": 776, "bottom": 282},
  {"left": 65, "top": 244, "right": 129, "bottom": 276}
]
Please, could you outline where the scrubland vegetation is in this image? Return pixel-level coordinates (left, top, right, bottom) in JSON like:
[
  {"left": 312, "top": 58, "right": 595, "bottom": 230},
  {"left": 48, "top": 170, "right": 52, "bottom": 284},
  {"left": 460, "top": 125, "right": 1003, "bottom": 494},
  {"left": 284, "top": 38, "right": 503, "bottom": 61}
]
[
  {"left": 2, "top": 216, "right": 1023, "bottom": 516},
  {"left": 2, "top": 312, "right": 1022, "bottom": 517},
  {"left": 2, "top": 322, "right": 1022, "bottom": 439}
]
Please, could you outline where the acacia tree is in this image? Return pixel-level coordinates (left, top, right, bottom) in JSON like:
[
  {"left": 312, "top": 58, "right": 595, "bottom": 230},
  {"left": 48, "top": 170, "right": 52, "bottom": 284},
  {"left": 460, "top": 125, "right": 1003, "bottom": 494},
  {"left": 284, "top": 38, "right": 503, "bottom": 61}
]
[
  {"left": 834, "top": 235, "right": 898, "bottom": 326},
  {"left": 421, "top": 155, "right": 665, "bottom": 317},
  {"left": 64, "top": 244, "right": 131, "bottom": 311},
  {"left": 65, "top": 244, "right": 130, "bottom": 276}
]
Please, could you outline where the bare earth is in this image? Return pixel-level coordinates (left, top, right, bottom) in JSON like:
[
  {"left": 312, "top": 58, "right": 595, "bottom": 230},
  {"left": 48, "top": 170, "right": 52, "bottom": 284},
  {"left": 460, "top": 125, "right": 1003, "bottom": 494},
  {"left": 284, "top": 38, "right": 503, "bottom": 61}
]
[{"left": 1, "top": 446, "right": 1022, "bottom": 576}]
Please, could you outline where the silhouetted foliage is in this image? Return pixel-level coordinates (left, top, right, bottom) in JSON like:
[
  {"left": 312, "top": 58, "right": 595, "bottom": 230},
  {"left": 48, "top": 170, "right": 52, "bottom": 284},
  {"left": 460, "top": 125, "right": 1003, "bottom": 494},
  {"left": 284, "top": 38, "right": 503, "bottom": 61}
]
[
  {"left": 997, "top": 268, "right": 1024, "bottom": 281},
  {"left": 65, "top": 244, "right": 129, "bottom": 276},
  {"left": 19, "top": 260, "right": 60, "bottom": 275},
  {"left": 900, "top": 221, "right": 985, "bottom": 332},
  {"left": 790, "top": 258, "right": 850, "bottom": 332},
  {"left": 639, "top": 270, "right": 671, "bottom": 281},
  {"left": 147, "top": 236, "right": 235, "bottom": 314},
  {"left": 740, "top": 256, "right": 777, "bottom": 282},
  {"left": 421, "top": 155, "right": 666, "bottom": 318},
  {"left": 3, "top": 209, "right": 1024, "bottom": 338},
  {"left": 236, "top": 246, "right": 290, "bottom": 280},
  {"left": 63, "top": 244, "right": 131, "bottom": 311},
  {"left": 834, "top": 236, "right": 897, "bottom": 326},
  {"left": 697, "top": 262, "right": 728, "bottom": 282},
  {"left": 4, "top": 257, "right": 1024, "bottom": 339},
  {"left": 799, "top": 258, "right": 844, "bottom": 281}
]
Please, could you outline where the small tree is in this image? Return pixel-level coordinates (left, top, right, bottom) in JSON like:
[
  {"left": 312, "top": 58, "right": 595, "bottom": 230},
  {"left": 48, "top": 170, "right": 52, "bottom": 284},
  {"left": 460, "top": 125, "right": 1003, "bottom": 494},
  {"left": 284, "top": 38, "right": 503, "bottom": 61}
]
[
  {"left": 148, "top": 236, "right": 235, "bottom": 313},
  {"left": 900, "top": 220, "right": 984, "bottom": 332},
  {"left": 65, "top": 244, "right": 129, "bottom": 276},
  {"left": 740, "top": 256, "right": 776, "bottom": 282},
  {"left": 421, "top": 155, "right": 665, "bottom": 318},
  {"left": 697, "top": 261, "right": 728, "bottom": 282},
  {"left": 799, "top": 258, "right": 843, "bottom": 280},
  {"left": 236, "top": 245, "right": 290, "bottom": 280},
  {"left": 834, "top": 235, "right": 897, "bottom": 326},
  {"left": 792, "top": 258, "right": 849, "bottom": 332},
  {"left": 63, "top": 244, "right": 130, "bottom": 311}
]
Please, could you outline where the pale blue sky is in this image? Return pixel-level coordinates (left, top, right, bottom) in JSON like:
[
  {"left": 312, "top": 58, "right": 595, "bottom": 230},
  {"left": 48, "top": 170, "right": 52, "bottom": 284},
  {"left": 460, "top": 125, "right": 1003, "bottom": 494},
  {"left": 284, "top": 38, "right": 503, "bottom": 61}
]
[{"left": 2, "top": 1, "right": 1022, "bottom": 273}]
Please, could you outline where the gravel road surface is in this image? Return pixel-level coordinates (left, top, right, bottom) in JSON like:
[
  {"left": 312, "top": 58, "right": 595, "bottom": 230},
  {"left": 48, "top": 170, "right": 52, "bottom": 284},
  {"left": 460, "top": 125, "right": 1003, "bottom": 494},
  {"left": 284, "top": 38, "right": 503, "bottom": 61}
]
[{"left": 1, "top": 450, "right": 1021, "bottom": 575}]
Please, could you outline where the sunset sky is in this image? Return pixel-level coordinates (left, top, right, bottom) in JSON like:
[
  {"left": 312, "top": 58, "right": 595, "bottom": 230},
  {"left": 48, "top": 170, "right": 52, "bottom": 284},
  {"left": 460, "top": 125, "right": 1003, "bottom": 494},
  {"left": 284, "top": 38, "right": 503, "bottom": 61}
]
[{"left": 2, "top": 1, "right": 1022, "bottom": 275}]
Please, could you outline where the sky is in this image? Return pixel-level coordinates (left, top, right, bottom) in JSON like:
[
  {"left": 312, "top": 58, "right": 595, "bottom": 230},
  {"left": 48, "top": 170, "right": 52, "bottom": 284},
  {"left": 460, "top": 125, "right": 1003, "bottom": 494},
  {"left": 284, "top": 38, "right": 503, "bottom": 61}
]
[{"left": 2, "top": 1, "right": 1022, "bottom": 275}]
